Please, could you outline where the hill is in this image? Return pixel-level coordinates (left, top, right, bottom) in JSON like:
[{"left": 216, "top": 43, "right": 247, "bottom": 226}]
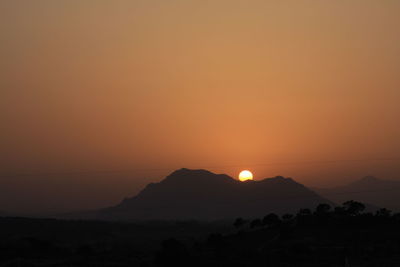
[
  {"left": 315, "top": 176, "right": 400, "bottom": 211},
  {"left": 95, "top": 168, "right": 332, "bottom": 221}
]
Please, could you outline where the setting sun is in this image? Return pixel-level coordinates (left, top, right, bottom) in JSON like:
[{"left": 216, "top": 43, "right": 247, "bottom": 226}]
[{"left": 239, "top": 170, "right": 254, "bottom": 182}]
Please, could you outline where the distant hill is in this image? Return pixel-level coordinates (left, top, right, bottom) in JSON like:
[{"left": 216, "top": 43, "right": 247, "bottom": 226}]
[
  {"left": 314, "top": 176, "right": 400, "bottom": 212},
  {"left": 0, "top": 211, "right": 8, "bottom": 217},
  {"left": 94, "top": 168, "right": 332, "bottom": 221}
]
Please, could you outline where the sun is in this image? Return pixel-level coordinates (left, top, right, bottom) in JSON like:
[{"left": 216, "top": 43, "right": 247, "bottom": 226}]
[{"left": 238, "top": 170, "right": 253, "bottom": 182}]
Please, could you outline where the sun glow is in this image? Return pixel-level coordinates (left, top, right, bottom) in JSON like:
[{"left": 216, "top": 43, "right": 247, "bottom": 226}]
[{"left": 239, "top": 170, "right": 253, "bottom": 182}]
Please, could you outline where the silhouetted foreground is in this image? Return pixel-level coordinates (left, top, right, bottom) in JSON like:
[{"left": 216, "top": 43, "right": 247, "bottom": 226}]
[
  {"left": 156, "top": 201, "right": 400, "bottom": 267},
  {"left": 2, "top": 201, "right": 400, "bottom": 266},
  {"left": 0, "top": 218, "right": 230, "bottom": 267}
]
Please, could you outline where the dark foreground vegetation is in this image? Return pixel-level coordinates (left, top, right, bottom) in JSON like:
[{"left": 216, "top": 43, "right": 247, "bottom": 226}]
[
  {"left": 0, "top": 218, "right": 230, "bottom": 267},
  {"left": 157, "top": 201, "right": 400, "bottom": 267},
  {"left": 2, "top": 201, "right": 400, "bottom": 266}
]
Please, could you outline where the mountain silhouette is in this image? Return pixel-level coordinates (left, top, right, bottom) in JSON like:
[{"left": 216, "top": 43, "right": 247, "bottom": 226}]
[
  {"left": 0, "top": 211, "right": 8, "bottom": 217},
  {"left": 96, "top": 168, "right": 332, "bottom": 220},
  {"left": 315, "top": 176, "right": 400, "bottom": 211}
]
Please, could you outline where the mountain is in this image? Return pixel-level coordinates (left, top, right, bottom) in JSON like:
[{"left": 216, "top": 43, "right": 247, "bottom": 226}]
[
  {"left": 95, "top": 168, "right": 332, "bottom": 221},
  {"left": 314, "top": 176, "right": 400, "bottom": 211},
  {"left": 0, "top": 211, "right": 9, "bottom": 217},
  {"left": 0, "top": 210, "right": 20, "bottom": 217}
]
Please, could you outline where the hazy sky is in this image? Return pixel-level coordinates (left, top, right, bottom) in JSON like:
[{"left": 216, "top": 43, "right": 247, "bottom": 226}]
[{"left": 1, "top": 1, "right": 400, "bottom": 213}]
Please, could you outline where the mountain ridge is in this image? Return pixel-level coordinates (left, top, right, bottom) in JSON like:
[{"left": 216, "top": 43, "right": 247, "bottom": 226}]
[
  {"left": 96, "top": 168, "right": 332, "bottom": 221},
  {"left": 314, "top": 176, "right": 400, "bottom": 211}
]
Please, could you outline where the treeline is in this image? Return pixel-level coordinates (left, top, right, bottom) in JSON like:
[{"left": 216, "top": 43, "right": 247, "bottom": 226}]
[
  {"left": 156, "top": 201, "right": 400, "bottom": 267},
  {"left": 235, "top": 200, "right": 398, "bottom": 230}
]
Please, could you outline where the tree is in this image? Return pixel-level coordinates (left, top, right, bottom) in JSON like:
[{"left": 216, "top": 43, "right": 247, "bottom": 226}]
[
  {"left": 282, "top": 214, "right": 294, "bottom": 221},
  {"left": 233, "top": 217, "right": 246, "bottom": 229},
  {"left": 333, "top": 206, "right": 346, "bottom": 216},
  {"left": 343, "top": 200, "right": 365, "bottom": 215},
  {"left": 376, "top": 208, "right": 392, "bottom": 218},
  {"left": 298, "top": 208, "right": 312, "bottom": 216},
  {"left": 315, "top": 203, "right": 332, "bottom": 215},
  {"left": 263, "top": 213, "right": 281, "bottom": 227},
  {"left": 250, "top": 219, "right": 263, "bottom": 229}
]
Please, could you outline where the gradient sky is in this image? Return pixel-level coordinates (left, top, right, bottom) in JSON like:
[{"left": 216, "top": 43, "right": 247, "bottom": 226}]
[{"left": 1, "top": 1, "right": 400, "bottom": 213}]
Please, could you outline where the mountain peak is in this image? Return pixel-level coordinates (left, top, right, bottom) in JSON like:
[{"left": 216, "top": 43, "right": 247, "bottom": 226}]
[
  {"left": 168, "top": 168, "right": 214, "bottom": 177},
  {"left": 164, "top": 168, "right": 233, "bottom": 183},
  {"left": 259, "top": 176, "right": 295, "bottom": 183},
  {"left": 100, "top": 169, "right": 330, "bottom": 220}
]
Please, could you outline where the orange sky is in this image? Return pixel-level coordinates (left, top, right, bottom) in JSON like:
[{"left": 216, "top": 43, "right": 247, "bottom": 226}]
[{"left": 1, "top": 1, "right": 400, "bottom": 213}]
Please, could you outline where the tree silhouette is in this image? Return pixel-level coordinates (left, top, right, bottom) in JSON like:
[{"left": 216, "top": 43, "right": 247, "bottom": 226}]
[
  {"left": 334, "top": 206, "right": 346, "bottom": 216},
  {"left": 343, "top": 200, "right": 365, "bottom": 215},
  {"left": 298, "top": 208, "right": 312, "bottom": 216},
  {"left": 262, "top": 213, "right": 281, "bottom": 227},
  {"left": 376, "top": 208, "right": 392, "bottom": 218},
  {"left": 282, "top": 214, "right": 294, "bottom": 221},
  {"left": 315, "top": 203, "right": 331, "bottom": 215},
  {"left": 250, "top": 219, "right": 263, "bottom": 229},
  {"left": 233, "top": 217, "right": 246, "bottom": 229}
]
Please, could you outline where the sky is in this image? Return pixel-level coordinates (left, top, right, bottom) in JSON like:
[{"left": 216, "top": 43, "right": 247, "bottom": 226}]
[{"left": 1, "top": 0, "right": 400, "bottom": 213}]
